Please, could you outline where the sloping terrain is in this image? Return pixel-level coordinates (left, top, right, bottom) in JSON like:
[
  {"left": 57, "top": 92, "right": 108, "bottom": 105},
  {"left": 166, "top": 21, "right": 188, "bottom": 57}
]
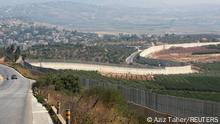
[
  {"left": 38, "top": 88, "right": 149, "bottom": 124},
  {"left": 152, "top": 46, "right": 220, "bottom": 63},
  {"left": 0, "top": 1, "right": 220, "bottom": 33}
]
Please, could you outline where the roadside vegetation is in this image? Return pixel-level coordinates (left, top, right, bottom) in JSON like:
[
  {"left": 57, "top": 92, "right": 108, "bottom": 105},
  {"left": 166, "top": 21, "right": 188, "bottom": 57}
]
[
  {"left": 33, "top": 70, "right": 149, "bottom": 124},
  {"left": 35, "top": 70, "right": 80, "bottom": 94},
  {"left": 10, "top": 63, "right": 40, "bottom": 79}
]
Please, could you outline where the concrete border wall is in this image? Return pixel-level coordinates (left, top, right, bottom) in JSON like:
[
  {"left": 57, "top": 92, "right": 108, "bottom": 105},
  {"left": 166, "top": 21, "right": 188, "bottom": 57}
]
[
  {"left": 30, "top": 62, "right": 195, "bottom": 75},
  {"left": 140, "top": 42, "right": 220, "bottom": 58}
]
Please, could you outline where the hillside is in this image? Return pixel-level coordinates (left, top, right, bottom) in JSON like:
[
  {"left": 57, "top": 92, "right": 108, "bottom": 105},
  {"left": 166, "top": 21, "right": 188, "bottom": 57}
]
[{"left": 0, "top": 1, "right": 220, "bottom": 33}]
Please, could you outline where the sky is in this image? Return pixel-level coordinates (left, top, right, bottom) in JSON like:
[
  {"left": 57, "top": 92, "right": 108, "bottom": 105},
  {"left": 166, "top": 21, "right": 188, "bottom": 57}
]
[{"left": 0, "top": 0, "right": 220, "bottom": 7}]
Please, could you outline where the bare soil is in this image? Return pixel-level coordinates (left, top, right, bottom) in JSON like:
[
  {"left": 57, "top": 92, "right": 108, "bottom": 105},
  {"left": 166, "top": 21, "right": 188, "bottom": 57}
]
[{"left": 152, "top": 46, "right": 220, "bottom": 63}]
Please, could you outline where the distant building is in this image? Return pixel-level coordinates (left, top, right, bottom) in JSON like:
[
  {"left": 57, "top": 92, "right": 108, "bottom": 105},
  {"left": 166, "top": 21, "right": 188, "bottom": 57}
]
[{"left": 200, "top": 38, "right": 208, "bottom": 42}]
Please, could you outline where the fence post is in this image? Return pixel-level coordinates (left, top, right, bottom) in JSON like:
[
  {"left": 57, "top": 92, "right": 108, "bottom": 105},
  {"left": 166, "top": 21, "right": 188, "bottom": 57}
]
[
  {"left": 66, "top": 109, "right": 71, "bottom": 124},
  {"left": 47, "top": 93, "right": 50, "bottom": 103},
  {"left": 57, "top": 102, "right": 61, "bottom": 114}
]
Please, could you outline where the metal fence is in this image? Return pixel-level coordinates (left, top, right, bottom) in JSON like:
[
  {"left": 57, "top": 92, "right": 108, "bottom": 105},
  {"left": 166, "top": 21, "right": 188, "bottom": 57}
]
[{"left": 80, "top": 78, "right": 220, "bottom": 118}]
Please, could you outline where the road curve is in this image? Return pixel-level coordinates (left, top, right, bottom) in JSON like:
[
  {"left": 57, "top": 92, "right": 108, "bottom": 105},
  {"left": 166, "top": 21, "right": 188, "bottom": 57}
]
[{"left": 125, "top": 50, "right": 142, "bottom": 64}]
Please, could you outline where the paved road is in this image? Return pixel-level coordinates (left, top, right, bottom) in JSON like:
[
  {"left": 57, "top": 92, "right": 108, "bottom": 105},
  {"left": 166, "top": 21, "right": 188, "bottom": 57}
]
[
  {"left": 0, "top": 64, "right": 32, "bottom": 124},
  {"left": 125, "top": 50, "right": 142, "bottom": 64}
]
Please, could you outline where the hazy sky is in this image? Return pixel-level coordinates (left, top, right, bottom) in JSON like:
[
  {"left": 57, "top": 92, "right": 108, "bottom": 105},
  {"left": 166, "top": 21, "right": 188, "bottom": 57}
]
[{"left": 0, "top": 0, "right": 220, "bottom": 7}]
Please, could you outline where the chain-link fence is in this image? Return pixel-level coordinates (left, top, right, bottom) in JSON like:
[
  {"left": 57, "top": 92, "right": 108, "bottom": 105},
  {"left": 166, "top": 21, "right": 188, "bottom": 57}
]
[{"left": 80, "top": 78, "right": 220, "bottom": 118}]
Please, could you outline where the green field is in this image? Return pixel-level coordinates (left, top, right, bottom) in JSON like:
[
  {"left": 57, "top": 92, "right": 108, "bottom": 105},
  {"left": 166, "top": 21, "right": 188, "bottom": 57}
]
[{"left": 151, "top": 62, "right": 220, "bottom": 102}]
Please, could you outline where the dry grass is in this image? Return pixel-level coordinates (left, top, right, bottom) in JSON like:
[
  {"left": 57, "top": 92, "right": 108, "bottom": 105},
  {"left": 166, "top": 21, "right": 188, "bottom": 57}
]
[
  {"left": 10, "top": 64, "right": 40, "bottom": 79},
  {"left": 39, "top": 89, "right": 143, "bottom": 124}
]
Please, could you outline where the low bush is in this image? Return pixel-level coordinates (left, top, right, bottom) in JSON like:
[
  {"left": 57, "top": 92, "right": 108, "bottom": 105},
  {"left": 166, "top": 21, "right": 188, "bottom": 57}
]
[
  {"left": 84, "top": 87, "right": 130, "bottom": 116},
  {"left": 36, "top": 70, "right": 80, "bottom": 94}
]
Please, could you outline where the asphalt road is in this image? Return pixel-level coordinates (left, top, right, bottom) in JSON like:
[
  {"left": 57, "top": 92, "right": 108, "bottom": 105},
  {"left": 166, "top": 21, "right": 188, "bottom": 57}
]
[
  {"left": 125, "top": 50, "right": 142, "bottom": 64},
  {"left": 0, "top": 64, "right": 32, "bottom": 124}
]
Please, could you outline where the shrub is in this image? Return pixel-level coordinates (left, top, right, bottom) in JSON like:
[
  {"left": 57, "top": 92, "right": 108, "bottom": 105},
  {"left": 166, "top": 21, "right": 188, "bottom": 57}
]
[{"left": 36, "top": 70, "right": 80, "bottom": 94}]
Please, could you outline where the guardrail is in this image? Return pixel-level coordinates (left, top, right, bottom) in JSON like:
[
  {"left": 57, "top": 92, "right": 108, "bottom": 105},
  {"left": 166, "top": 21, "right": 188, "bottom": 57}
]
[
  {"left": 34, "top": 90, "right": 69, "bottom": 124},
  {"left": 51, "top": 106, "right": 66, "bottom": 124}
]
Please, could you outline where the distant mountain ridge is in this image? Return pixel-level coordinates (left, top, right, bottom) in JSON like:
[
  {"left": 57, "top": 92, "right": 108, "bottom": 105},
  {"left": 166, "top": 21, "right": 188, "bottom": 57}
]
[{"left": 0, "top": 1, "right": 220, "bottom": 34}]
